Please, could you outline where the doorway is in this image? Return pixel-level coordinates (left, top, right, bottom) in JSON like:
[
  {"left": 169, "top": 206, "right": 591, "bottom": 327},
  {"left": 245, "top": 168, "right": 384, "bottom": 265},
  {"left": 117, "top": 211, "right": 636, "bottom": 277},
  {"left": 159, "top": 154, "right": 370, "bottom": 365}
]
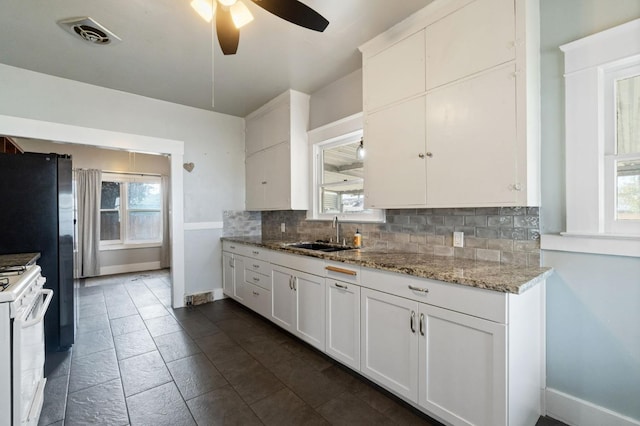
[{"left": 0, "top": 114, "right": 186, "bottom": 308}]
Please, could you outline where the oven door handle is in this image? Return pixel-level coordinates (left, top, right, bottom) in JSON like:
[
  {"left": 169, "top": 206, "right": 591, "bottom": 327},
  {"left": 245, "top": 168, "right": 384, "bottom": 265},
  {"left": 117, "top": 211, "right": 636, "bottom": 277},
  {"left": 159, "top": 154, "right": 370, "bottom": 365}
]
[{"left": 19, "top": 289, "right": 53, "bottom": 328}]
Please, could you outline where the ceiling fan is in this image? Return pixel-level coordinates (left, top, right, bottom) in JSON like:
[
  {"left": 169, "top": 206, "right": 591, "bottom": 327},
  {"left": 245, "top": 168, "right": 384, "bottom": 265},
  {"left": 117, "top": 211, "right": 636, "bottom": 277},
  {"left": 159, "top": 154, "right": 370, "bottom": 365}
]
[{"left": 190, "top": 0, "right": 329, "bottom": 55}]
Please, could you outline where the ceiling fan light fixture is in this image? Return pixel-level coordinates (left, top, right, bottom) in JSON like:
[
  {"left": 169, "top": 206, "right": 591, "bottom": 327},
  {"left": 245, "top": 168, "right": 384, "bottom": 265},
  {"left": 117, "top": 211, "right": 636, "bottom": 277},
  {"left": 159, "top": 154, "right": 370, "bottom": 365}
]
[
  {"left": 218, "top": 0, "right": 237, "bottom": 7},
  {"left": 191, "top": 0, "right": 216, "bottom": 22},
  {"left": 230, "top": 1, "right": 254, "bottom": 29}
]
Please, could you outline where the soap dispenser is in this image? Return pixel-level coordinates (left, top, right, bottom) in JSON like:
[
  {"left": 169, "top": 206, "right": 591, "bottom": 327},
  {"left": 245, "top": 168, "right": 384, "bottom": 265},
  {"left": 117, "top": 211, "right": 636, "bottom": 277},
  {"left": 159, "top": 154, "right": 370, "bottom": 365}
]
[{"left": 353, "top": 229, "right": 362, "bottom": 248}]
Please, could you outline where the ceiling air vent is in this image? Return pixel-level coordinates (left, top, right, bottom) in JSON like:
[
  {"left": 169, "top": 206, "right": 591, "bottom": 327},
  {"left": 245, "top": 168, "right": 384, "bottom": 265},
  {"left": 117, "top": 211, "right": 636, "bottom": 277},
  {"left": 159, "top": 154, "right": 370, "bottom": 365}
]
[{"left": 57, "top": 17, "right": 121, "bottom": 45}]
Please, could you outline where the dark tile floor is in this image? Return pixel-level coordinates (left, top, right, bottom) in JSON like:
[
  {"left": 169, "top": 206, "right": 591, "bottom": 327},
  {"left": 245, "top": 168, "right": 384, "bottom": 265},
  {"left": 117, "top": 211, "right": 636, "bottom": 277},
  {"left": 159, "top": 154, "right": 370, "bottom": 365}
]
[{"left": 38, "top": 269, "right": 566, "bottom": 426}]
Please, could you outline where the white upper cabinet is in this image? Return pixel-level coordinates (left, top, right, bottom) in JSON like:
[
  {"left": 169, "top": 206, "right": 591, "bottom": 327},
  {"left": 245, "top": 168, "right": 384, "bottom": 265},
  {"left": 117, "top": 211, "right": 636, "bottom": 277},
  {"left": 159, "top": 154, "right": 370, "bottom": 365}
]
[
  {"left": 360, "top": 0, "right": 540, "bottom": 208},
  {"left": 425, "top": 64, "right": 518, "bottom": 206},
  {"left": 245, "top": 103, "right": 291, "bottom": 156},
  {"left": 364, "top": 30, "right": 426, "bottom": 112},
  {"left": 425, "top": 0, "right": 516, "bottom": 90},
  {"left": 364, "top": 96, "right": 427, "bottom": 208},
  {"left": 244, "top": 89, "right": 310, "bottom": 210}
]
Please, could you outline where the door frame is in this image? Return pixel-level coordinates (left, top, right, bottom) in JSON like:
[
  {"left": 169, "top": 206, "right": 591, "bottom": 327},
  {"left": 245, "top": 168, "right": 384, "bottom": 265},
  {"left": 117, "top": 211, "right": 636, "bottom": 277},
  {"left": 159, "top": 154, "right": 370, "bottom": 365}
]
[{"left": 0, "top": 114, "right": 186, "bottom": 308}]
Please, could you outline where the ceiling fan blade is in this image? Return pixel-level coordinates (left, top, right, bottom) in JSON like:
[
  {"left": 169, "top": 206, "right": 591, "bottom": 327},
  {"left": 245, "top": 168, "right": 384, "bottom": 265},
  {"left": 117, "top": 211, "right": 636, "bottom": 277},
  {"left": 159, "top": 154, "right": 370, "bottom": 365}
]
[
  {"left": 216, "top": 6, "right": 240, "bottom": 55},
  {"left": 251, "top": 0, "right": 329, "bottom": 32}
]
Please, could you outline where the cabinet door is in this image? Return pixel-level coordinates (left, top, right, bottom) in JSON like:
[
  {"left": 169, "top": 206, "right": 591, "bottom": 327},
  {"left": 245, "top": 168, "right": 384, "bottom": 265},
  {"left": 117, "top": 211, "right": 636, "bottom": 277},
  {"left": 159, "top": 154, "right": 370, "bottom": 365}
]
[
  {"left": 294, "top": 270, "right": 325, "bottom": 351},
  {"left": 245, "top": 115, "right": 263, "bottom": 156},
  {"left": 364, "top": 96, "right": 427, "bottom": 208},
  {"left": 426, "top": 0, "right": 516, "bottom": 89},
  {"left": 271, "top": 266, "right": 295, "bottom": 333},
  {"left": 262, "top": 143, "right": 291, "bottom": 210},
  {"left": 233, "top": 256, "right": 246, "bottom": 303},
  {"left": 426, "top": 64, "right": 518, "bottom": 207},
  {"left": 364, "top": 29, "right": 426, "bottom": 111},
  {"left": 418, "top": 304, "right": 507, "bottom": 426},
  {"left": 261, "top": 103, "right": 290, "bottom": 150},
  {"left": 360, "top": 288, "right": 419, "bottom": 401},
  {"left": 245, "top": 153, "right": 265, "bottom": 210},
  {"left": 222, "top": 252, "right": 234, "bottom": 298},
  {"left": 325, "top": 279, "right": 360, "bottom": 370}
]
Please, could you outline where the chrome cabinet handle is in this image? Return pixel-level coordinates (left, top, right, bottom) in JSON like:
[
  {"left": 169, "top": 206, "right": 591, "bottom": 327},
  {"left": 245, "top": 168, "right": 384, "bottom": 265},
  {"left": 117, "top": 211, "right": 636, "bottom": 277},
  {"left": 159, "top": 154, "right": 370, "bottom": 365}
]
[
  {"left": 229, "top": 245, "right": 236, "bottom": 249},
  {"left": 229, "top": 259, "right": 234, "bottom": 268},
  {"left": 408, "top": 285, "right": 429, "bottom": 294},
  {"left": 420, "top": 313, "right": 425, "bottom": 336},
  {"left": 426, "top": 152, "right": 433, "bottom": 157},
  {"left": 261, "top": 181, "right": 267, "bottom": 185},
  {"left": 252, "top": 250, "right": 260, "bottom": 255},
  {"left": 289, "top": 276, "right": 293, "bottom": 290},
  {"left": 253, "top": 277, "right": 260, "bottom": 282},
  {"left": 410, "top": 310, "right": 416, "bottom": 333},
  {"left": 334, "top": 283, "right": 348, "bottom": 290},
  {"left": 253, "top": 264, "right": 260, "bottom": 269},
  {"left": 293, "top": 277, "right": 297, "bottom": 291},
  {"left": 253, "top": 291, "right": 259, "bottom": 296},
  {"left": 418, "top": 153, "right": 425, "bottom": 159}
]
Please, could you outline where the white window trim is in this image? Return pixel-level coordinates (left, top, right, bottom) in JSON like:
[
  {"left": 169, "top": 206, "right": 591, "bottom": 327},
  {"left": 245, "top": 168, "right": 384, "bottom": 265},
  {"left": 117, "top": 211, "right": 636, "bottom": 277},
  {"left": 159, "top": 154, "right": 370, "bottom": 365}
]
[
  {"left": 307, "top": 113, "right": 385, "bottom": 223},
  {"left": 549, "top": 18, "right": 640, "bottom": 256},
  {"left": 100, "top": 173, "right": 163, "bottom": 250}
]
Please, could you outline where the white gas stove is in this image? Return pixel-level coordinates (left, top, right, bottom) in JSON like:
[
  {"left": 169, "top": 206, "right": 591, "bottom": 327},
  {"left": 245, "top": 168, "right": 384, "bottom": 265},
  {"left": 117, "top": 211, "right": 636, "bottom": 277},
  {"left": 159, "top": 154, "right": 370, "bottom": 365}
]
[{"left": 0, "top": 254, "right": 51, "bottom": 426}]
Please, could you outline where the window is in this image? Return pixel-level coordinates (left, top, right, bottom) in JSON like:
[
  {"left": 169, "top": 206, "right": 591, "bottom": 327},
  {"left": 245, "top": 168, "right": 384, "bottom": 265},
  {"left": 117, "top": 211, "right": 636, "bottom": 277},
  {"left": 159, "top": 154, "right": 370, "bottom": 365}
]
[
  {"left": 559, "top": 19, "right": 640, "bottom": 241},
  {"left": 604, "top": 68, "right": 640, "bottom": 233},
  {"left": 309, "top": 126, "right": 384, "bottom": 222},
  {"left": 100, "top": 174, "right": 162, "bottom": 248}
]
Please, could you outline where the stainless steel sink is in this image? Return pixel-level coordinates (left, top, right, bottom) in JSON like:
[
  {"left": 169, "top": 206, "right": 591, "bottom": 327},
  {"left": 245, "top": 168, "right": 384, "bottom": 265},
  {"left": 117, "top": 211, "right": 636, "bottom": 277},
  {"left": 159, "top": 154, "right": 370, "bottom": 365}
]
[{"left": 287, "top": 242, "right": 354, "bottom": 252}]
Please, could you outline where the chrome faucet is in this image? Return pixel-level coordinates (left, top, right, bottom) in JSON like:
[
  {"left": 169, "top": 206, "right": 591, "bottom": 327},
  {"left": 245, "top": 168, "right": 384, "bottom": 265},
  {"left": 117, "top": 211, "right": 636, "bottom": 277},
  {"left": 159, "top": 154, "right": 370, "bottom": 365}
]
[{"left": 332, "top": 216, "right": 340, "bottom": 245}]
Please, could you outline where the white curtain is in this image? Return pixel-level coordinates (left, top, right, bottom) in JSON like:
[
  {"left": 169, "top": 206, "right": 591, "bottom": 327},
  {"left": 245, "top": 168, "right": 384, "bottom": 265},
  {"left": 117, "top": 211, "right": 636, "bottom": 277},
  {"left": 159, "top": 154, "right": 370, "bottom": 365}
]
[
  {"left": 76, "top": 169, "right": 102, "bottom": 277},
  {"left": 160, "top": 175, "right": 171, "bottom": 269}
]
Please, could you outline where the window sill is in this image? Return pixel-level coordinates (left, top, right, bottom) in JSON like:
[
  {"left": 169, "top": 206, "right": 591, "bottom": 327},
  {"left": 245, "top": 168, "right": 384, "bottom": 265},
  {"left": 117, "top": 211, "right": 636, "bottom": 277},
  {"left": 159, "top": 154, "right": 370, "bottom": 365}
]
[
  {"left": 541, "top": 233, "right": 640, "bottom": 258},
  {"left": 100, "top": 243, "right": 162, "bottom": 251}
]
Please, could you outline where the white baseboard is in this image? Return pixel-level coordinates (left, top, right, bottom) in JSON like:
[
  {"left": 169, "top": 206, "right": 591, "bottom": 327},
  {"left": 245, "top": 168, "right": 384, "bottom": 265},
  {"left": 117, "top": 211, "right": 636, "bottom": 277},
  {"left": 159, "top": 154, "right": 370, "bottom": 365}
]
[
  {"left": 100, "top": 261, "right": 161, "bottom": 276},
  {"left": 212, "top": 288, "right": 226, "bottom": 301},
  {"left": 546, "top": 388, "right": 640, "bottom": 426}
]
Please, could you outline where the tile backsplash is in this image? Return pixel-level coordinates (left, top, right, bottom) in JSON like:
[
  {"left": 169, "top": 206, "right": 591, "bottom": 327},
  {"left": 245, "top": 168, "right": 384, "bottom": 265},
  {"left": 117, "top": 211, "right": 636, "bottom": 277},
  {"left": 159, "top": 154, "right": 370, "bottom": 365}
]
[
  {"left": 223, "top": 210, "right": 262, "bottom": 237},
  {"left": 261, "top": 207, "right": 540, "bottom": 266}
]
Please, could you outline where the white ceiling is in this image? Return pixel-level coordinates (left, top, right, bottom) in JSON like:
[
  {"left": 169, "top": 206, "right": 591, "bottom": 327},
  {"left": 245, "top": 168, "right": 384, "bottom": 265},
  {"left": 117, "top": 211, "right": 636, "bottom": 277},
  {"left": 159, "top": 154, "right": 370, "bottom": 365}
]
[{"left": 0, "top": 0, "right": 433, "bottom": 117}]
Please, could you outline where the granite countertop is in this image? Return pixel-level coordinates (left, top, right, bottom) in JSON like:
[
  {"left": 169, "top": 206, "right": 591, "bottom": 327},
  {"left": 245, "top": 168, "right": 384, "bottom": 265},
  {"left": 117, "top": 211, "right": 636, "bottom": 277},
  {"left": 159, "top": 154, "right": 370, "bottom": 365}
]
[
  {"left": 222, "top": 236, "right": 552, "bottom": 294},
  {"left": 0, "top": 252, "right": 41, "bottom": 269}
]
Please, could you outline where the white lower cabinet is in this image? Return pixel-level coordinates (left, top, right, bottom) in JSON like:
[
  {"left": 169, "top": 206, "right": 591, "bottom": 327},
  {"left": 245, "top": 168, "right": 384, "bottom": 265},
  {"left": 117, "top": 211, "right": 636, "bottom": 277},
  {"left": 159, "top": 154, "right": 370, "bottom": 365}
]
[
  {"left": 271, "top": 265, "right": 325, "bottom": 351},
  {"left": 232, "top": 255, "right": 246, "bottom": 303},
  {"left": 361, "top": 287, "right": 508, "bottom": 426},
  {"left": 222, "top": 243, "right": 544, "bottom": 426},
  {"left": 244, "top": 282, "right": 271, "bottom": 319},
  {"left": 360, "top": 288, "right": 419, "bottom": 400},
  {"left": 418, "top": 304, "right": 507, "bottom": 426},
  {"left": 325, "top": 279, "right": 360, "bottom": 370},
  {"left": 222, "top": 252, "right": 234, "bottom": 298}
]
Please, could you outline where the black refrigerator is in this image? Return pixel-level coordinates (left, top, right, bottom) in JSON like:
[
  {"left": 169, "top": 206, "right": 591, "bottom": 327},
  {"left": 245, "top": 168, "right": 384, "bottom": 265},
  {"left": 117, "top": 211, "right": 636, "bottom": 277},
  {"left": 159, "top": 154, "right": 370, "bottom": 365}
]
[{"left": 0, "top": 152, "right": 75, "bottom": 352}]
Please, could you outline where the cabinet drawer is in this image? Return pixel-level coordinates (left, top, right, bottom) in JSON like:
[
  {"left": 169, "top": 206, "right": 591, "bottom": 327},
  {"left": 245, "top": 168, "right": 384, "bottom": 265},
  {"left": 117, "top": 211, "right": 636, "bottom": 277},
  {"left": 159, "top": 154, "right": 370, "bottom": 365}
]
[
  {"left": 245, "top": 270, "right": 271, "bottom": 291},
  {"left": 244, "top": 283, "right": 271, "bottom": 319},
  {"left": 245, "top": 258, "right": 272, "bottom": 276},
  {"left": 271, "top": 251, "right": 325, "bottom": 276},
  {"left": 222, "top": 241, "right": 243, "bottom": 255},
  {"left": 240, "top": 245, "right": 271, "bottom": 261},
  {"left": 361, "top": 268, "right": 507, "bottom": 323},
  {"left": 325, "top": 261, "right": 360, "bottom": 285}
]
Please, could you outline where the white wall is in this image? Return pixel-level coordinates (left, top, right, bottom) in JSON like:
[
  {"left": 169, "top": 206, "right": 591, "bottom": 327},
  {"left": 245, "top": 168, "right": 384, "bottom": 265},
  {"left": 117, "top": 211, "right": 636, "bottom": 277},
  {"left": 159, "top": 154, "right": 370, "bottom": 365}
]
[
  {"left": 0, "top": 64, "right": 245, "bottom": 299},
  {"left": 539, "top": 0, "right": 640, "bottom": 423},
  {"left": 309, "top": 69, "right": 363, "bottom": 130}
]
